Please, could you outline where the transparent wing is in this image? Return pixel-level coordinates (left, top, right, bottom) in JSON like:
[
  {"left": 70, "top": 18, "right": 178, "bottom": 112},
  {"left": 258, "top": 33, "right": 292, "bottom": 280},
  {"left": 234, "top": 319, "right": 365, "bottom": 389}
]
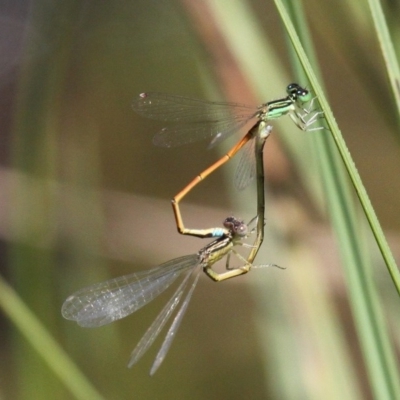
[
  {"left": 150, "top": 266, "right": 202, "bottom": 375},
  {"left": 132, "top": 92, "right": 256, "bottom": 122},
  {"left": 153, "top": 118, "right": 254, "bottom": 148},
  {"left": 234, "top": 123, "right": 272, "bottom": 191},
  {"left": 127, "top": 264, "right": 198, "bottom": 368},
  {"left": 132, "top": 92, "right": 258, "bottom": 147},
  {"left": 61, "top": 255, "right": 198, "bottom": 328},
  {"left": 234, "top": 137, "right": 256, "bottom": 191}
]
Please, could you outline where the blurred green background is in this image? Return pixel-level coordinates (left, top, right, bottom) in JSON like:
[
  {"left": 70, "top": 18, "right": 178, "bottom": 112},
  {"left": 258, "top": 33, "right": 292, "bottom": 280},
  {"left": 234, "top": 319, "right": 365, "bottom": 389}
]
[{"left": 1, "top": 0, "right": 400, "bottom": 399}]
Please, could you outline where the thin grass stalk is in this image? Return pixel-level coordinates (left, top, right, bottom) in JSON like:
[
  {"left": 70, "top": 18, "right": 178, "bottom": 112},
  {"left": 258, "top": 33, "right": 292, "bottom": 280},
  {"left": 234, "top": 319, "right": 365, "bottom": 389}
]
[
  {"left": 366, "top": 0, "right": 400, "bottom": 128},
  {"left": 275, "top": 0, "right": 400, "bottom": 294},
  {"left": 277, "top": 0, "right": 400, "bottom": 398},
  {"left": 0, "top": 276, "right": 105, "bottom": 400}
]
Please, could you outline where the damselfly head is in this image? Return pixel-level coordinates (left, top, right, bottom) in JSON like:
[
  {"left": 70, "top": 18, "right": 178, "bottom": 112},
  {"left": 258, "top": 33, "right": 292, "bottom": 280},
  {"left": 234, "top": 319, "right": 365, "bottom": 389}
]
[
  {"left": 223, "top": 216, "right": 239, "bottom": 229},
  {"left": 286, "top": 83, "right": 301, "bottom": 93},
  {"left": 286, "top": 83, "right": 312, "bottom": 103},
  {"left": 223, "top": 216, "right": 248, "bottom": 237}
]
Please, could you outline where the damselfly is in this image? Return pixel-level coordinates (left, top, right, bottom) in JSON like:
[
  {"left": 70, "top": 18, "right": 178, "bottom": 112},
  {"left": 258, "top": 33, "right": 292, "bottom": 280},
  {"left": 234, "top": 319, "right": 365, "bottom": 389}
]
[
  {"left": 62, "top": 216, "right": 278, "bottom": 375},
  {"left": 132, "top": 84, "right": 323, "bottom": 236}
]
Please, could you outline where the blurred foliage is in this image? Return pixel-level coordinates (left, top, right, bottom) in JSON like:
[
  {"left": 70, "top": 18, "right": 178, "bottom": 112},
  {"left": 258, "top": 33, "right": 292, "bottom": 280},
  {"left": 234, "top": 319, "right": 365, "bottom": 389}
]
[{"left": 0, "top": 0, "right": 399, "bottom": 399}]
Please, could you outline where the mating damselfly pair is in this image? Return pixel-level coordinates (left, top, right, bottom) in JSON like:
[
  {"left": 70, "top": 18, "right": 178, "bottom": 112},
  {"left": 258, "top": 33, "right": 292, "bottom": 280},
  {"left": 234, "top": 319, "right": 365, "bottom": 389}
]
[{"left": 62, "top": 84, "right": 323, "bottom": 374}]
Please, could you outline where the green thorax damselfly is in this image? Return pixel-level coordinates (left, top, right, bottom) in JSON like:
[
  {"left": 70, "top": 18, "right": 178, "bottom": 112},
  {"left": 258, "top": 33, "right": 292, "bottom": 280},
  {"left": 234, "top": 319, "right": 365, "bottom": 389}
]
[
  {"left": 132, "top": 84, "right": 322, "bottom": 237},
  {"left": 132, "top": 83, "right": 322, "bottom": 149}
]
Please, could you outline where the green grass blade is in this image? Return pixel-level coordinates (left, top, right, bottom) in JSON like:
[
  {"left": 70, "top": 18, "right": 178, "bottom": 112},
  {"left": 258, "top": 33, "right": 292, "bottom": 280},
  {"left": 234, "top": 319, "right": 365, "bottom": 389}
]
[
  {"left": 274, "top": 0, "right": 400, "bottom": 398},
  {"left": 0, "top": 275, "right": 105, "bottom": 400},
  {"left": 274, "top": 0, "right": 400, "bottom": 295},
  {"left": 366, "top": 0, "right": 400, "bottom": 127}
]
